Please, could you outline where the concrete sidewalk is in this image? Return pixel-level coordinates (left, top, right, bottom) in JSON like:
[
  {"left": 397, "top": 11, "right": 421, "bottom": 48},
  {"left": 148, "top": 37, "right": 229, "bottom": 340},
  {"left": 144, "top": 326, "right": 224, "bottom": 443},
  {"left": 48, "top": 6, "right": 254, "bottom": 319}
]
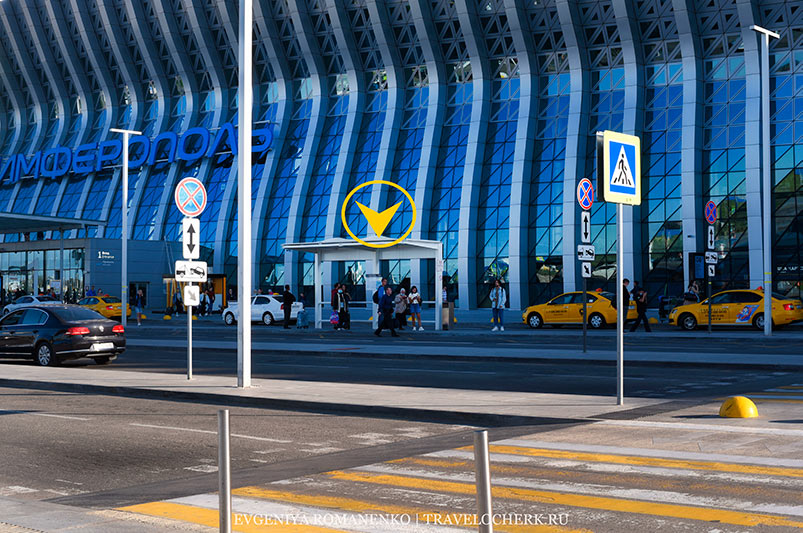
[
  {"left": 0, "top": 495, "right": 207, "bottom": 532},
  {"left": 0, "top": 365, "right": 665, "bottom": 425},
  {"left": 127, "top": 336, "right": 803, "bottom": 368}
]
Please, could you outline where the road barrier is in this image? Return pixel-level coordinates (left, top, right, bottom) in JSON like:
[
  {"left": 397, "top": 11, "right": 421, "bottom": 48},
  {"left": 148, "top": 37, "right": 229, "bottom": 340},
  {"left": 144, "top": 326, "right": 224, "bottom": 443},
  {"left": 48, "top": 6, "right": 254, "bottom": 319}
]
[
  {"left": 218, "top": 409, "right": 232, "bottom": 533},
  {"left": 473, "top": 430, "right": 493, "bottom": 532}
]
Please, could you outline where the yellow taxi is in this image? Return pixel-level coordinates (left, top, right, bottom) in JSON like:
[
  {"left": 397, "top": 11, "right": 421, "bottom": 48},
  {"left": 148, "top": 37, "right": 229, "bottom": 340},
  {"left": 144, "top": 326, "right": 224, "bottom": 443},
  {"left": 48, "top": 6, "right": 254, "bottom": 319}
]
[
  {"left": 77, "top": 295, "right": 131, "bottom": 319},
  {"left": 522, "top": 291, "right": 638, "bottom": 329},
  {"left": 669, "top": 289, "right": 803, "bottom": 331}
]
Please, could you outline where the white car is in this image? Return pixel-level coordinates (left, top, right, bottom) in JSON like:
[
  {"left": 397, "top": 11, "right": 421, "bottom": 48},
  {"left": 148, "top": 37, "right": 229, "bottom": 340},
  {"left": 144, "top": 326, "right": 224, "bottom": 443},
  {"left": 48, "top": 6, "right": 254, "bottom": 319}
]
[
  {"left": 2, "top": 295, "right": 61, "bottom": 315},
  {"left": 222, "top": 294, "right": 302, "bottom": 326}
]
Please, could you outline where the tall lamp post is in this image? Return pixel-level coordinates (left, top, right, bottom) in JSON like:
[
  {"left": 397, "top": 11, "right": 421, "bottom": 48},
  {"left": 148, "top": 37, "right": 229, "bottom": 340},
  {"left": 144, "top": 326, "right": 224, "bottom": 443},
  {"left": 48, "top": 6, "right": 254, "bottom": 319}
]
[
  {"left": 749, "top": 25, "right": 779, "bottom": 337},
  {"left": 237, "top": 0, "right": 253, "bottom": 388},
  {"left": 110, "top": 128, "right": 142, "bottom": 330}
]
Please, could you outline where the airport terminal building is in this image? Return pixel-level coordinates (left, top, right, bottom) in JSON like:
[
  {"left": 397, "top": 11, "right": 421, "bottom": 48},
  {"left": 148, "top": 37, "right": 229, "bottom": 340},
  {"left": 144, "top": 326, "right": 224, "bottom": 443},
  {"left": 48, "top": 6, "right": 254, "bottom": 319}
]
[{"left": 0, "top": 0, "right": 802, "bottom": 310}]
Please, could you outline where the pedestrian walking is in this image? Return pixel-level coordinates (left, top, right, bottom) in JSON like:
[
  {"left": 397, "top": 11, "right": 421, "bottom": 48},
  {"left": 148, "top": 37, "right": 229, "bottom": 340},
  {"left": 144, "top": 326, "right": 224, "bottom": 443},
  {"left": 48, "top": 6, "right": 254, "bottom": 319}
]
[
  {"left": 682, "top": 282, "right": 700, "bottom": 305},
  {"left": 199, "top": 290, "right": 208, "bottom": 316},
  {"left": 375, "top": 286, "right": 398, "bottom": 337},
  {"left": 394, "top": 288, "right": 409, "bottom": 329},
  {"left": 282, "top": 284, "right": 295, "bottom": 329},
  {"left": 658, "top": 295, "right": 668, "bottom": 323},
  {"left": 490, "top": 279, "right": 506, "bottom": 331},
  {"left": 296, "top": 293, "right": 309, "bottom": 329},
  {"left": 134, "top": 288, "right": 146, "bottom": 326},
  {"left": 629, "top": 281, "right": 651, "bottom": 332},
  {"left": 173, "top": 288, "right": 184, "bottom": 315},
  {"left": 207, "top": 289, "right": 215, "bottom": 316},
  {"left": 336, "top": 286, "right": 350, "bottom": 330},
  {"left": 409, "top": 286, "right": 423, "bottom": 330}
]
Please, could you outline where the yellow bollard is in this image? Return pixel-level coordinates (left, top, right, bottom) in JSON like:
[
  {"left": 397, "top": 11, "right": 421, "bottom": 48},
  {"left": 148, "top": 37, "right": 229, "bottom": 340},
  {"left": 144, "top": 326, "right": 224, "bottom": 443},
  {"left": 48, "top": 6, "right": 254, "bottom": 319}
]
[
  {"left": 163, "top": 315, "right": 172, "bottom": 320},
  {"left": 719, "top": 396, "right": 758, "bottom": 418},
  {"left": 192, "top": 315, "right": 198, "bottom": 320}
]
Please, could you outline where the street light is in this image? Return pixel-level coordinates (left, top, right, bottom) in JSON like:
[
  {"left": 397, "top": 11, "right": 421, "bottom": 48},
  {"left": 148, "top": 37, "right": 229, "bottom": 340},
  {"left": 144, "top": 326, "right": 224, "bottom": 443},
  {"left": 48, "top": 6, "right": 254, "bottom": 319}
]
[
  {"left": 110, "top": 128, "right": 142, "bottom": 329},
  {"left": 750, "top": 25, "right": 779, "bottom": 337},
  {"left": 237, "top": 0, "right": 253, "bottom": 388}
]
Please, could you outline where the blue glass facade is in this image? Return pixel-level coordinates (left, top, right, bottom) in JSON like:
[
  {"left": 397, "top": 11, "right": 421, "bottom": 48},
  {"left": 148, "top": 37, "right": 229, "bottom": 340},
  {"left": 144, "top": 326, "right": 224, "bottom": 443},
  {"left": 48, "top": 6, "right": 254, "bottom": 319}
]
[{"left": 1, "top": 0, "right": 803, "bottom": 308}]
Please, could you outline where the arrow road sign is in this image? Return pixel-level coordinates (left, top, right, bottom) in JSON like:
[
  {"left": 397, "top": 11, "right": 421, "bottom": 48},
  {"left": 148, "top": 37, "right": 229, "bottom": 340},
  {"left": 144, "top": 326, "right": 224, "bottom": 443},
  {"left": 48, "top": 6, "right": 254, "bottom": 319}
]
[
  {"left": 581, "top": 262, "right": 592, "bottom": 278},
  {"left": 705, "top": 251, "right": 718, "bottom": 265},
  {"left": 580, "top": 211, "right": 591, "bottom": 244},
  {"left": 707, "top": 264, "right": 716, "bottom": 277},
  {"left": 182, "top": 218, "right": 200, "bottom": 260},
  {"left": 183, "top": 284, "right": 200, "bottom": 307},
  {"left": 175, "top": 260, "right": 208, "bottom": 282},
  {"left": 577, "top": 244, "right": 596, "bottom": 261},
  {"left": 707, "top": 226, "right": 716, "bottom": 250}
]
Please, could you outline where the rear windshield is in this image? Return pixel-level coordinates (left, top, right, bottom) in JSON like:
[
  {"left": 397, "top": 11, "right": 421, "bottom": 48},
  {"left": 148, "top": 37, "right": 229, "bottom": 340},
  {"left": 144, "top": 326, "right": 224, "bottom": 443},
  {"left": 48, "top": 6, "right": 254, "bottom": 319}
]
[
  {"left": 599, "top": 292, "right": 615, "bottom": 301},
  {"left": 52, "top": 307, "right": 106, "bottom": 321},
  {"left": 102, "top": 297, "right": 122, "bottom": 303}
]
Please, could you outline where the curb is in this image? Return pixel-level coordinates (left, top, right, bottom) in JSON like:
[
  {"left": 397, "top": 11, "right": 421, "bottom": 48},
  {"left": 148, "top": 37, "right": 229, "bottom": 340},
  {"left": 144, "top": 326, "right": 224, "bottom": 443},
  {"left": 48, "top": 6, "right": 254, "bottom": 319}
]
[{"left": 0, "top": 377, "right": 566, "bottom": 427}]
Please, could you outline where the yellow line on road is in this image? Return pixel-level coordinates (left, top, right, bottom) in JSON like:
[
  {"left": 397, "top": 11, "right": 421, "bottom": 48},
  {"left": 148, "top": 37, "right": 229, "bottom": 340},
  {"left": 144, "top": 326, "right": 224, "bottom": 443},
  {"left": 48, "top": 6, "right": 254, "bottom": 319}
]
[
  {"left": 480, "top": 444, "right": 803, "bottom": 478},
  {"left": 325, "top": 470, "right": 803, "bottom": 529},
  {"left": 118, "top": 501, "right": 346, "bottom": 532},
  {"left": 234, "top": 486, "right": 590, "bottom": 533}
]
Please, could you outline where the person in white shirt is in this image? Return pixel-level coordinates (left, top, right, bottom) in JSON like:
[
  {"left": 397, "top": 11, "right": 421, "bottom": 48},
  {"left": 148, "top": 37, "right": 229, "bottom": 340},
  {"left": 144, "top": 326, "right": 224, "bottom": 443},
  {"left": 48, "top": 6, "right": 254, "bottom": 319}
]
[
  {"left": 408, "top": 286, "right": 423, "bottom": 330},
  {"left": 490, "top": 279, "right": 506, "bottom": 331}
]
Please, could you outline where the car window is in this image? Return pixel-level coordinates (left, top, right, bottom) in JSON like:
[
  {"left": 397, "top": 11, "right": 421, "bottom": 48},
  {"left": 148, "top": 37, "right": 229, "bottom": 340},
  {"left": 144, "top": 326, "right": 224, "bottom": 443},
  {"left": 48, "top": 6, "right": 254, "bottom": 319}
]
[
  {"left": 273, "top": 295, "right": 284, "bottom": 302},
  {"left": 573, "top": 293, "right": 597, "bottom": 304},
  {"left": 549, "top": 294, "right": 573, "bottom": 305},
  {"left": 254, "top": 296, "right": 270, "bottom": 305},
  {"left": 103, "top": 297, "right": 121, "bottom": 303},
  {"left": 77, "top": 298, "right": 89, "bottom": 305},
  {"left": 17, "top": 297, "right": 33, "bottom": 304},
  {"left": 1, "top": 310, "right": 25, "bottom": 326},
  {"left": 709, "top": 293, "right": 732, "bottom": 304},
  {"left": 51, "top": 307, "right": 105, "bottom": 321},
  {"left": 730, "top": 292, "right": 761, "bottom": 303},
  {"left": 38, "top": 296, "right": 58, "bottom": 302},
  {"left": 21, "top": 309, "right": 48, "bottom": 325},
  {"left": 86, "top": 298, "right": 99, "bottom": 305}
]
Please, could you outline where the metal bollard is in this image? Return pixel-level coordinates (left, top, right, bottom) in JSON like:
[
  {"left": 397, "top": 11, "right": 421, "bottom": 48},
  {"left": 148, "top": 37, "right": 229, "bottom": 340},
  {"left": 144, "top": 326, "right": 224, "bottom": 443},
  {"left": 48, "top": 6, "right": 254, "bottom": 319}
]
[
  {"left": 473, "top": 430, "right": 493, "bottom": 533},
  {"left": 218, "top": 410, "right": 232, "bottom": 533}
]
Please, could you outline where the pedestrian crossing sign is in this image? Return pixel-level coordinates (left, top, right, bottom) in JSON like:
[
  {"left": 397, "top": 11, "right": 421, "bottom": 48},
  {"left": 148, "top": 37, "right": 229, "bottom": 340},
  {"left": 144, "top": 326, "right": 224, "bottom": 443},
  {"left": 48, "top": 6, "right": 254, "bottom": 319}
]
[{"left": 599, "top": 130, "right": 641, "bottom": 205}]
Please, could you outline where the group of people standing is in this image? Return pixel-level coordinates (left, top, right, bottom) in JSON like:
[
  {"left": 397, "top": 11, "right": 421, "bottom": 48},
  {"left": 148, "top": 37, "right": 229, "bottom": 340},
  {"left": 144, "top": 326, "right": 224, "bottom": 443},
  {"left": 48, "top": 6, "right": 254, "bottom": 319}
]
[{"left": 373, "top": 278, "right": 424, "bottom": 337}]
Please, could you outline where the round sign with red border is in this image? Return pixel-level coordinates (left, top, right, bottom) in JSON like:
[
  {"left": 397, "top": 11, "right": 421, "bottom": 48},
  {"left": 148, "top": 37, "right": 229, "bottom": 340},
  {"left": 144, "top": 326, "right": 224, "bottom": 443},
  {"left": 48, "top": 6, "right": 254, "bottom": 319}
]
[
  {"left": 174, "top": 177, "right": 207, "bottom": 218},
  {"left": 704, "top": 200, "right": 717, "bottom": 225},
  {"left": 577, "top": 179, "right": 594, "bottom": 211}
]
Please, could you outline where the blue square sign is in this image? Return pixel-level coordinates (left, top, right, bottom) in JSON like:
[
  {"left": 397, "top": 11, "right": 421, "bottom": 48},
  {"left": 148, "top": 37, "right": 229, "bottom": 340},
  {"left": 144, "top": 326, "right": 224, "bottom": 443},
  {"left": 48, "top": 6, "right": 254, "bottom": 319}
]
[{"left": 600, "top": 131, "right": 641, "bottom": 205}]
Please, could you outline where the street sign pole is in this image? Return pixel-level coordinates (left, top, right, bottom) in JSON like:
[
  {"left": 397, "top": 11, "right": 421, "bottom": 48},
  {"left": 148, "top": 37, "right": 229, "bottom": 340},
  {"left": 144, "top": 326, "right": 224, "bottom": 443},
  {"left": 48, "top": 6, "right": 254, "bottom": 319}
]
[
  {"left": 707, "top": 268, "right": 712, "bottom": 334},
  {"left": 110, "top": 128, "right": 141, "bottom": 329},
  {"left": 582, "top": 277, "right": 587, "bottom": 354},
  {"left": 237, "top": 0, "right": 253, "bottom": 388},
  {"left": 616, "top": 203, "right": 624, "bottom": 406},
  {"left": 188, "top": 297, "right": 193, "bottom": 380}
]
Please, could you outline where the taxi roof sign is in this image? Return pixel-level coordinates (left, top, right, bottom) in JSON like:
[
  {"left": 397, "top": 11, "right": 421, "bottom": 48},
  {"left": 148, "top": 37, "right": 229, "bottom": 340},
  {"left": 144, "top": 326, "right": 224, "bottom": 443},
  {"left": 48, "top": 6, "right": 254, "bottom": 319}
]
[{"left": 598, "top": 130, "right": 641, "bottom": 206}]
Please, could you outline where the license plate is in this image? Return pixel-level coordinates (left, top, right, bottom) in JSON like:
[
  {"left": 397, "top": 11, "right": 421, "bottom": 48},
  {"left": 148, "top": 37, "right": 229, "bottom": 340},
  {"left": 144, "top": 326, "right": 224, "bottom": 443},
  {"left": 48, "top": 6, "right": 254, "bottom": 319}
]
[{"left": 91, "top": 342, "right": 115, "bottom": 352}]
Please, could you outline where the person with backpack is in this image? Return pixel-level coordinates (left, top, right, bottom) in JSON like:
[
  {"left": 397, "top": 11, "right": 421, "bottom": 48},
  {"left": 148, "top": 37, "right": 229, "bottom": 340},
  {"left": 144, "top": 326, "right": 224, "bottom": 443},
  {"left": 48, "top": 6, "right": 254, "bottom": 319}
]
[
  {"left": 375, "top": 286, "right": 398, "bottom": 337},
  {"left": 282, "top": 284, "right": 295, "bottom": 329},
  {"left": 629, "top": 281, "right": 651, "bottom": 332}
]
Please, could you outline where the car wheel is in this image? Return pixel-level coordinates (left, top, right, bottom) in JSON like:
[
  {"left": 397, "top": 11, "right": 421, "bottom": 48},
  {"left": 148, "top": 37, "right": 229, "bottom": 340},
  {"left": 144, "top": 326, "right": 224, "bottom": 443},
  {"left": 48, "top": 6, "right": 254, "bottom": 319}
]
[
  {"left": 34, "top": 342, "right": 58, "bottom": 367},
  {"left": 588, "top": 313, "right": 605, "bottom": 329},
  {"left": 679, "top": 313, "right": 697, "bottom": 331},
  {"left": 224, "top": 313, "right": 235, "bottom": 326},
  {"left": 752, "top": 313, "right": 767, "bottom": 331},
  {"left": 527, "top": 313, "right": 543, "bottom": 329},
  {"left": 93, "top": 356, "right": 112, "bottom": 365},
  {"left": 262, "top": 312, "right": 274, "bottom": 326}
]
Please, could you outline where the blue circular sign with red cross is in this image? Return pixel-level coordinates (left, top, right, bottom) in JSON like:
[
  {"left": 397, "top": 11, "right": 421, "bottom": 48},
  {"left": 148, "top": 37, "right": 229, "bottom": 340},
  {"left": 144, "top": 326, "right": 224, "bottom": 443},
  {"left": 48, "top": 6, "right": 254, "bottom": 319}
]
[
  {"left": 705, "top": 200, "right": 717, "bottom": 225},
  {"left": 577, "top": 179, "right": 594, "bottom": 211},
  {"left": 174, "top": 177, "right": 207, "bottom": 218}
]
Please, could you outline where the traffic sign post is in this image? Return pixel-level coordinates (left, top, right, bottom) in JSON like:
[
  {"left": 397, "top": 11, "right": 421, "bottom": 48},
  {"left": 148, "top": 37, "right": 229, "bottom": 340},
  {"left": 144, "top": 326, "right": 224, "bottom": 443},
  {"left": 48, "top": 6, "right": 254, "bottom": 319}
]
[
  {"left": 577, "top": 180, "right": 595, "bottom": 354},
  {"left": 705, "top": 203, "right": 717, "bottom": 334},
  {"left": 597, "top": 130, "right": 641, "bottom": 406},
  {"left": 183, "top": 284, "right": 200, "bottom": 380}
]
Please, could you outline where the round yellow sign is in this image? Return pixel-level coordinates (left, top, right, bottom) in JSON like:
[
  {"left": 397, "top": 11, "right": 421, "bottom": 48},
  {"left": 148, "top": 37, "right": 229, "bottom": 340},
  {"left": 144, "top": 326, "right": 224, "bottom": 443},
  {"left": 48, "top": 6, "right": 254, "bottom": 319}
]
[{"left": 340, "top": 180, "right": 417, "bottom": 249}]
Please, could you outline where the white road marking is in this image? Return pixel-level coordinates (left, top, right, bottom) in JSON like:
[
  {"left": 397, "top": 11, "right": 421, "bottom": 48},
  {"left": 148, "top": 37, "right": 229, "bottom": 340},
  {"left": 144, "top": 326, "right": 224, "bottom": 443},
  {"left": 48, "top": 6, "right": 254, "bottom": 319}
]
[
  {"left": 0, "top": 486, "right": 38, "bottom": 496},
  {"left": 357, "top": 464, "right": 803, "bottom": 517},
  {"left": 496, "top": 438, "right": 803, "bottom": 467},
  {"left": 596, "top": 419, "right": 803, "bottom": 438},
  {"left": 130, "top": 423, "right": 292, "bottom": 443},
  {"left": 184, "top": 465, "right": 218, "bottom": 473},
  {"left": 350, "top": 433, "right": 394, "bottom": 445},
  {"left": 31, "top": 413, "right": 91, "bottom": 421},
  {"left": 381, "top": 368, "right": 496, "bottom": 375}
]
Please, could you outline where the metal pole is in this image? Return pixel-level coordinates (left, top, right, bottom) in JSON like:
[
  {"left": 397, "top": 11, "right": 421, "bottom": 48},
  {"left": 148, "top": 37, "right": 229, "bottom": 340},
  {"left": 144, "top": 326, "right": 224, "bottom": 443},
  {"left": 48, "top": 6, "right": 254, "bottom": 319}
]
[
  {"left": 59, "top": 227, "right": 64, "bottom": 302},
  {"left": 110, "top": 128, "right": 141, "bottom": 329},
  {"left": 617, "top": 203, "right": 624, "bottom": 406},
  {"left": 582, "top": 277, "right": 587, "bottom": 353},
  {"left": 707, "top": 271, "right": 712, "bottom": 334},
  {"left": 187, "top": 299, "right": 193, "bottom": 380},
  {"left": 218, "top": 409, "right": 232, "bottom": 533},
  {"left": 473, "top": 430, "right": 493, "bottom": 533},
  {"left": 761, "top": 32, "right": 772, "bottom": 337},
  {"left": 237, "top": 0, "right": 253, "bottom": 387}
]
